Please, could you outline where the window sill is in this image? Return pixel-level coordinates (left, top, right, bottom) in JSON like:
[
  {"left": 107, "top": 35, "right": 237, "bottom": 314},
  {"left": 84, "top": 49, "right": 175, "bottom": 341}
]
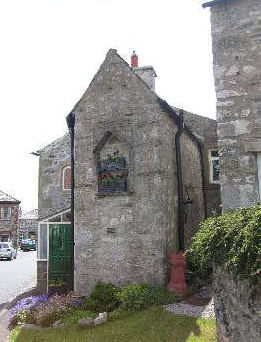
[
  {"left": 96, "top": 191, "right": 134, "bottom": 197},
  {"left": 209, "top": 181, "right": 220, "bottom": 185}
]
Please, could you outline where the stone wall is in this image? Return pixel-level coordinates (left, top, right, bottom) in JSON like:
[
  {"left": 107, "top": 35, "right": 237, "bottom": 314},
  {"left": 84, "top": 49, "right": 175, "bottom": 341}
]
[
  {"left": 214, "top": 267, "right": 261, "bottom": 342},
  {"left": 38, "top": 134, "right": 71, "bottom": 219},
  {"left": 210, "top": 0, "right": 261, "bottom": 210},
  {"left": 180, "top": 133, "right": 205, "bottom": 246},
  {"left": 73, "top": 49, "right": 206, "bottom": 295},
  {"left": 183, "top": 111, "right": 221, "bottom": 217}
]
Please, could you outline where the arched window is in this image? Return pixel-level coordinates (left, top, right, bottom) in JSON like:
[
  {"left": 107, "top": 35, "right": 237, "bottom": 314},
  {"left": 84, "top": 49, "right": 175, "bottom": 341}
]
[{"left": 62, "top": 166, "right": 71, "bottom": 190}]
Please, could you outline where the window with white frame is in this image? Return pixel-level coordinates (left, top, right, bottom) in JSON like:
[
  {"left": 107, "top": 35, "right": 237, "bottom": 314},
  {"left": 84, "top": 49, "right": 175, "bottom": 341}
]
[
  {"left": 257, "top": 153, "right": 261, "bottom": 200},
  {"left": 0, "top": 207, "right": 12, "bottom": 220},
  {"left": 209, "top": 150, "right": 220, "bottom": 183}
]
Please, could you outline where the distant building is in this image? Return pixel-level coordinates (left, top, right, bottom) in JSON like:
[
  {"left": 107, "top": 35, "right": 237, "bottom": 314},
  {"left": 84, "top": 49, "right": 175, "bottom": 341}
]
[
  {"left": 0, "top": 190, "right": 21, "bottom": 244},
  {"left": 19, "top": 209, "right": 38, "bottom": 242}
]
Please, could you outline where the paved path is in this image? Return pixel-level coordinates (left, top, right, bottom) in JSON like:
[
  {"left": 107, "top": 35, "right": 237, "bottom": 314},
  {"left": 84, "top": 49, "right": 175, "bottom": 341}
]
[
  {"left": 164, "top": 285, "right": 215, "bottom": 319},
  {"left": 0, "top": 250, "right": 37, "bottom": 341},
  {"left": 0, "top": 250, "right": 37, "bottom": 306},
  {"left": 164, "top": 297, "right": 215, "bottom": 318}
]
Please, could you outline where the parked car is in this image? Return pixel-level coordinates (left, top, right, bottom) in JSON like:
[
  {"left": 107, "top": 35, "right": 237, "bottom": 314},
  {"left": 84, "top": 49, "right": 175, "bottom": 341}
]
[
  {"left": 0, "top": 242, "right": 17, "bottom": 260},
  {"left": 20, "top": 239, "right": 36, "bottom": 251}
]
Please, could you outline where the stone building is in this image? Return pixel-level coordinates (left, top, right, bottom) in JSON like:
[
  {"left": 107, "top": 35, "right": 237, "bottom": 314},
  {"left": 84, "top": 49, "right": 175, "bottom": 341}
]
[
  {"left": 204, "top": 0, "right": 261, "bottom": 210},
  {"left": 203, "top": 1, "right": 261, "bottom": 341},
  {"left": 34, "top": 134, "right": 71, "bottom": 219},
  {"left": 36, "top": 50, "right": 221, "bottom": 294},
  {"left": 18, "top": 209, "right": 38, "bottom": 242},
  {"left": 181, "top": 110, "right": 221, "bottom": 217},
  {"left": 0, "top": 190, "right": 21, "bottom": 244}
]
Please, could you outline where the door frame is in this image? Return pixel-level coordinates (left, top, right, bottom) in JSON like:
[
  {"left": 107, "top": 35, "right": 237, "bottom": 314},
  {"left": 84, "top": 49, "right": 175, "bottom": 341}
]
[{"left": 38, "top": 209, "right": 72, "bottom": 294}]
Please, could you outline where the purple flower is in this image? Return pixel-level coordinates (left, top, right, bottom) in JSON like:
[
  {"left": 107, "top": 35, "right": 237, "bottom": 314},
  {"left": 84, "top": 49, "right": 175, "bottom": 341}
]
[
  {"left": 71, "top": 297, "right": 83, "bottom": 308},
  {"left": 9, "top": 295, "right": 48, "bottom": 321}
]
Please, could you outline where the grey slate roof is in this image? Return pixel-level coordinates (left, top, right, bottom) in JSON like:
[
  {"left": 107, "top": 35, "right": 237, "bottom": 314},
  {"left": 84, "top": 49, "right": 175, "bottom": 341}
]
[
  {"left": 202, "top": 0, "right": 238, "bottom": 8},
  {"left": 20, "top": 209, "right": 38, "bottom": 220},
  {"left": 172, "top": 106, "right": 216, "bottom": 138},
  {"left": 0, "top": 190, "right": 20, "bottom": 203},
  {"left": 33, "top": 133, "right": 70, "bottom": 156}
]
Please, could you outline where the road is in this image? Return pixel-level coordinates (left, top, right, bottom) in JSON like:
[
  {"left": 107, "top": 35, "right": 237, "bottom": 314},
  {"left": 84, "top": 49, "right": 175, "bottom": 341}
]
[{"left": 0, "top": 250, "right": 37, "bottom": 306}]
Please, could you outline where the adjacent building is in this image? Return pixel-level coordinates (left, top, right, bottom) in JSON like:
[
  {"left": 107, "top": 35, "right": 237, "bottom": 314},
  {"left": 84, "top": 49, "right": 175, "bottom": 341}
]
[
  {"left": 204, "top": 0, "right": 261, "bottom": 210},
  {"left": 0, "top": 190, "right": 21, "bottom": 244},
  {"left": 203, "top": 1, "right": 261, "bottom": 341}
]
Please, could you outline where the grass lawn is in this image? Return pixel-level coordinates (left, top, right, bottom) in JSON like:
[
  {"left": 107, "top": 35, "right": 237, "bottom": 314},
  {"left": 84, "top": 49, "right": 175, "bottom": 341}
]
[{"left": 10, "top": 307, "right": 217, "bottom": 342}]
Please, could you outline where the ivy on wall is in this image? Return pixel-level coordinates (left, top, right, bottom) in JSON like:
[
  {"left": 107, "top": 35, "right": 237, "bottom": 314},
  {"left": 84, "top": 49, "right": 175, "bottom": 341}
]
[{"left": 186, "top": 205, "right": 261, "bottom": 280}]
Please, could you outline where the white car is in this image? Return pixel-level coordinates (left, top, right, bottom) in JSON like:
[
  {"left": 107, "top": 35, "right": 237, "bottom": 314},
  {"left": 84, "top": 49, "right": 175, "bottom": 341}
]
[{"left": 0, "top": 242, "right": 17, "bottom": 260}]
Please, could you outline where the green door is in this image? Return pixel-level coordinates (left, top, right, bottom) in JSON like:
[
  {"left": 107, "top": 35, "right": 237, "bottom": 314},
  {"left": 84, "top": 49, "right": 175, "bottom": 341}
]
[{"left": 49, "top": 224, "right": 73, "bottom": 290}]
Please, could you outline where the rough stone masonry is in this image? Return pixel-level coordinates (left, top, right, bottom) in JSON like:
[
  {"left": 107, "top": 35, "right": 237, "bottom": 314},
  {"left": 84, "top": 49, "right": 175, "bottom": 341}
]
[
  {"left": 205, "top": 1, "right": 261, "bottom": 341},
  {"left": 209, "top": 0, "right": 261, "bottom": 210},
  {"left": 35, "top": 49, "right": 221, "bottom": 295},
  {"left": 73, "top": 49, "right": 206, "bottom": 295}
]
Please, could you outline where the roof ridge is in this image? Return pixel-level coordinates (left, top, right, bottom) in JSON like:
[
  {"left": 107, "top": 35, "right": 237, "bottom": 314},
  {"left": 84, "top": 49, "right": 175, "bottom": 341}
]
[{"left": 0, "top": 190, "right": 20, "bottom": 203}]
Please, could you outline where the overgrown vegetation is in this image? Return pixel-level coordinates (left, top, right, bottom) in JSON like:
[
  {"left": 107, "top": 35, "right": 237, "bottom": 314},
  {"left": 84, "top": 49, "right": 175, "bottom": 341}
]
[{"left": 186, "top": 205, "right": 261, "bottom": 279}]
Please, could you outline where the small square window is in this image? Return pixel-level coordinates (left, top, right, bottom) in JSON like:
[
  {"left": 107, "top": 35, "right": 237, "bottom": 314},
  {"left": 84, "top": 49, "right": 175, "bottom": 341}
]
[{"left": 1, "top": 207, "right": 11, "bottom": 220}]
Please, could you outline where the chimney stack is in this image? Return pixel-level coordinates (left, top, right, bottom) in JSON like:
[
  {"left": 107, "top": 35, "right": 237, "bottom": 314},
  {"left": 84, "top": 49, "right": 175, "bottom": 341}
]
[
  {"left": 130, "top": 50, "right": 157, "bottom": 92},
  {"left": 131, "top": 51, "right": 138, "bottom": 68}
]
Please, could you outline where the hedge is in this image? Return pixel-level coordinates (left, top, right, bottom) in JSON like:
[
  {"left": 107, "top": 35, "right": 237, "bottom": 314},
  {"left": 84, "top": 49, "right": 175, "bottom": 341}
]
[{"left": 186, "top": 205, "right": 261, "bottom": 279}]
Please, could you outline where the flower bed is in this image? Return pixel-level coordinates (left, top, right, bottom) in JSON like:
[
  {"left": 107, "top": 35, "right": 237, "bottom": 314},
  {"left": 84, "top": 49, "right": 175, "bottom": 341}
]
[
  {"left": 8, "top": 295, "right": 48, "bottom": 329},
  {"left": 8, "top": 293, "right": 84, "bottom": 329}
]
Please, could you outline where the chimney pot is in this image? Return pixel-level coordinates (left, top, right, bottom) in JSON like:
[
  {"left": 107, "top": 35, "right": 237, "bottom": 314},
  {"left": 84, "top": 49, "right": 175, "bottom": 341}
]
[{"left": 131, "top": 51, "right": 138, "bottom": 68}]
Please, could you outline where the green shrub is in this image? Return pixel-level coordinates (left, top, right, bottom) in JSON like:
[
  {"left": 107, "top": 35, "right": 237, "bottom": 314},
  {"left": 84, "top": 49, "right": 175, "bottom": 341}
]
[
  {"left": 117, "top": 284, "right": 178, "bottom": 312},
  {"left": 186, "top": 205, "right": 261, "bottom": 279},
  {"left": 84, "top": 282, "right": 120, "bottom": 312}
]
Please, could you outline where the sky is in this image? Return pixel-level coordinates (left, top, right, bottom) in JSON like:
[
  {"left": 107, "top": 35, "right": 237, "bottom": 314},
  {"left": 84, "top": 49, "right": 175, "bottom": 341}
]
[{"left": 0, "top": 0, "right": 216, "bottom": 212}]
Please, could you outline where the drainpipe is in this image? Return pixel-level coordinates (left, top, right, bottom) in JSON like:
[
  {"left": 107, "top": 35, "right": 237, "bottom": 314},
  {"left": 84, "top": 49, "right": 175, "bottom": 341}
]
[
  {"left": 175, "top": 110, "right": 186, "bottom": 251},
  {"left": 168, "top": 110, "right": 188, "bottom": 294},
  {"left": 66, "top": 112, "right": 75, "bottom": 291}
]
